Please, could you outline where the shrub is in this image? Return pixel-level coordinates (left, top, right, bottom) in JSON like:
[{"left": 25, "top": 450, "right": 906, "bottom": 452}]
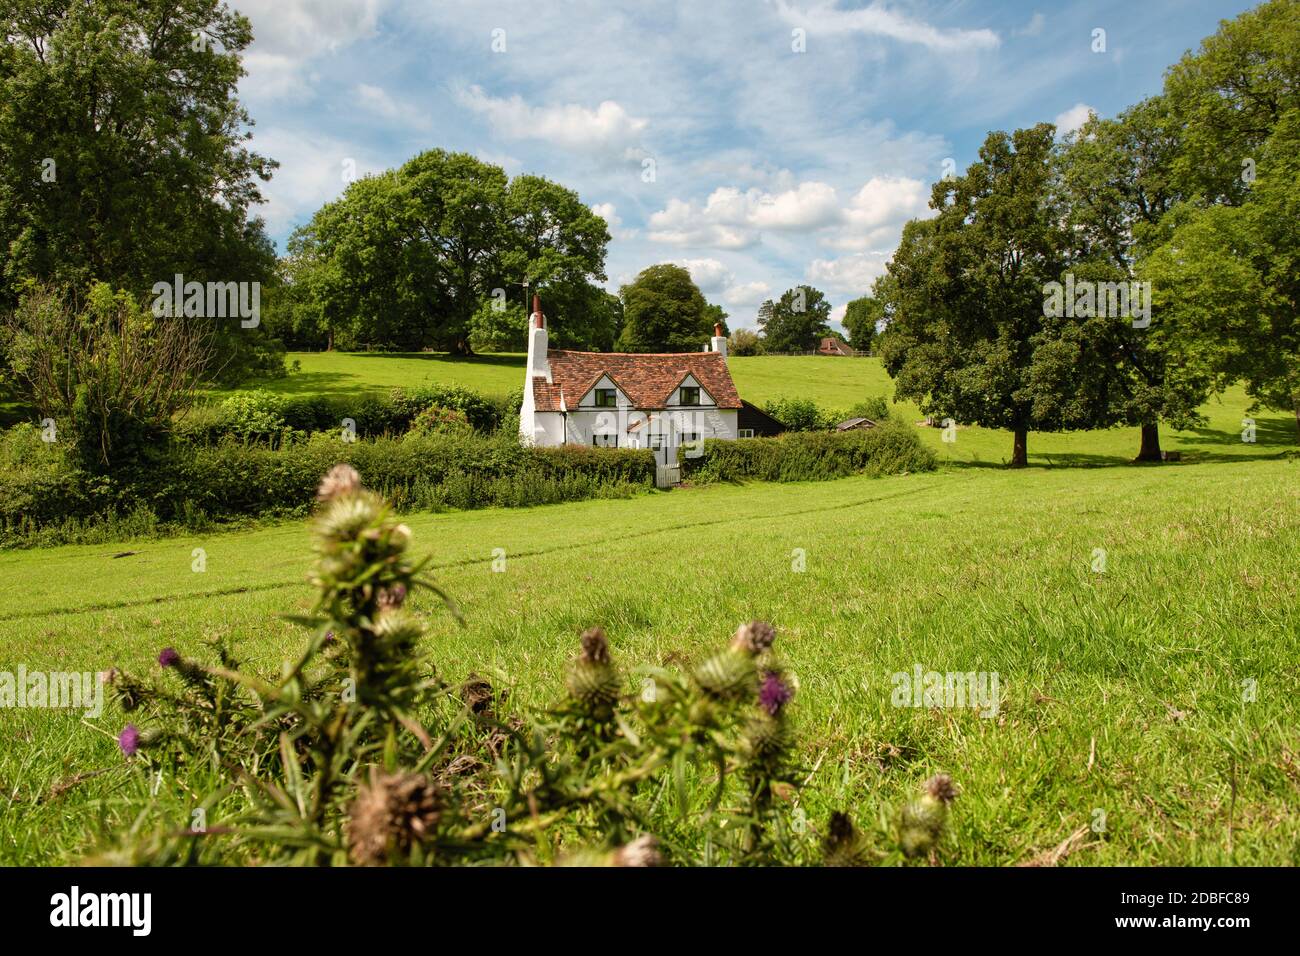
[
  {"left": 91, "top": 466, "right": 956, "bottom": 865},
  {"left": 850, "top": 395, "right": 892, "bottom": 423},
  {"left": 406, "top": 405, "right": 474, "bottom": 438},
  {"left": 763, "top": 397, "right": 835, "bottom": 431},
  {"left": 1, "top": 283, "right": 209, "bottom": 471},
  {"left": 683, "top": 420, "right": 937, "bottom": 483},
  {"left": 217, "top": 390, "right": 288, "bottom": 440}
]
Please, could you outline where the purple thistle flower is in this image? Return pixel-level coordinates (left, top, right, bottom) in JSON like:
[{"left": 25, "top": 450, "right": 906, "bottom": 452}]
[
  {"left": 158, "top": 647, "right": 180, "bottom": 668},
  {"left": 759, "top": 671, "right": 793, "bottom": 716},
  {"left": 119, "top": 724, "right": 141, "bottom": 757},
  {"left": 324, "top": 630, "right": 336, "bottom": 644}
]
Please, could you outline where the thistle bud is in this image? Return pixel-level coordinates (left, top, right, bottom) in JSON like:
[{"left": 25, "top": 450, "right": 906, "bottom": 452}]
[
  {"left": 730, "top": 620, "right": 776, "bottom": 655},
  {"left": 565, "top": 627, "right": 620, "bottom": 718},
  {"left": 898, "top": 773, "right": 958, "bottom": 859}
]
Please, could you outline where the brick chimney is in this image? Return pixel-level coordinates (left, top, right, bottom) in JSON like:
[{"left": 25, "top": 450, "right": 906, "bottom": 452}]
[{"left": 711, "top": 322, "right": 727, "bottom": 358}]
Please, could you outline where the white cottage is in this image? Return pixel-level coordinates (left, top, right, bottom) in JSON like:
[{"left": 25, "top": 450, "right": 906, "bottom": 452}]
[{"left": 518, "top": 296, "right": 743, "bottom": 482}]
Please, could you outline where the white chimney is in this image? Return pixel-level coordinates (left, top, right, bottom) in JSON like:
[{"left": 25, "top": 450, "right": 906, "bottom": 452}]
[
  {"left": 527, "top": 294, "right": 550, "bottom": 382},
  {"left": 710, "top": 322, "right": 727, "bottom": 358}
]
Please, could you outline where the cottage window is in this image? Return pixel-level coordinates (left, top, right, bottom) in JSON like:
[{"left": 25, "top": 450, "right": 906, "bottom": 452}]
[
  {"left": 679, "top": 386, "right": 701, "bottom": 406},
  {"left": 737, "top": 429, "right": 755, "bottom": 439},
  {"left": 593, "top": 433, "right": 617, "bottom": 448},
  {"left": 594, "top": 388, "right": 617, "bottom": 407}
]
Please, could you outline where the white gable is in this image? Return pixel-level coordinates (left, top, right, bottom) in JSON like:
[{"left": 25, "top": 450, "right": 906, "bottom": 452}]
[
  {"left": 667, "top": 373, "right": 715, "bottom": 407},
  {"left": 577, "top": 374, "right": 631, "bottom": 408}
]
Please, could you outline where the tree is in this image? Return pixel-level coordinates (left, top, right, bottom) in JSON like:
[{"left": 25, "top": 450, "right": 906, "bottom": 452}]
[
  {"left": 1056, "top": 98, "right": 1211, "bottom": 460},
  {"left": 616, "top": 264, "right": 713, "bottom": 351},
  {"left": 879, "top": 125, "right": 1125, "bottom": 467},
  {"left": 842, "top": 296, "right": 884, "bottom": 352},
  {"left": 287, "top": 154, "right": 609, "bottom": 354},
  {"left": 0, "top": 0, "right": 279, "bottom": 380},
  {"left": 728, "top": 328, "right": 763, "bottom": 356},
  {"left": 758, "top": 286, "right": 831, "bottom": 353},
  {"left": 1143, "top": 0, "right": 1300, "bottom": 436}
]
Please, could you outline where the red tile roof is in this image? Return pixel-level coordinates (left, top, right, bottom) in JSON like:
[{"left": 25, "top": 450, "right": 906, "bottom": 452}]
[{"left": 533, "top": 350, "right": 742, "bottom": 412}]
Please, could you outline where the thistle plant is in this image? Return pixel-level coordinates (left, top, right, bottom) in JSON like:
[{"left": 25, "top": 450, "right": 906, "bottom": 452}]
[{"left": 93, "top": 465, "right": 950, "bottom": 867}]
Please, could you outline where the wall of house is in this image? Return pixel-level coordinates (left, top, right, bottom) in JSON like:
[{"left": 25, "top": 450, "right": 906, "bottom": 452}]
[{"left": 564, "top": 407, "right": 738, "bottom": 449}]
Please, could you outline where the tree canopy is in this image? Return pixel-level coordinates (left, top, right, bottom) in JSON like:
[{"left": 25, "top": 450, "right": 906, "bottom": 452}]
[
  {"left": 616, "top": 264, "right": 718, "bottom": 352},
  {"left": 758, "top": 286, "right": 832, "bottom": 353}
]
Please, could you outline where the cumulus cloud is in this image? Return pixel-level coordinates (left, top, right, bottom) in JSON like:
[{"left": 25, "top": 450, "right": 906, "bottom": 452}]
[
  {"left": 648, "top": 181, "right": 844, "bottom": 248},
  {"left": 1053, "top": 102, "right": 1095, "bottom": 136},
  {"left": 648, "top": 175, "right": 929, "bottom": 255},
  {"left": 246, "top": 128, "right": 381, "bottom": 236},
  {"left": 455, "top": 86, "right": 648, "bottom": 156},
  {"left": 233, "top": 0, "right": 386, "bottom": 100},
  {"left": 723, "top": 281, "right": 772, "bottom": 307},
  {"left": 674, "top": 258, "right": 771, "bottom": 308},
  {"left": 807, "top": 252, "right": 891, "bottom": 296},
  {"left": 774, "top": 0, "right": 999, "bottom": 53}
]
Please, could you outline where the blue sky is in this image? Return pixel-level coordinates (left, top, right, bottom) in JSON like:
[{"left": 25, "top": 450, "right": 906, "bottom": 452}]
[{"left": 231, "top": 0, "right": 1258, "bottom": 330}]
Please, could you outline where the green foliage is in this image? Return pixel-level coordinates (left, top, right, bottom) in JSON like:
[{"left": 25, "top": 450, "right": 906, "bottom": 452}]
[
  {"left": 683, "top": 421, "right": 937, "bottom": 483},
  {"left": 617, "top": 264, "right": 715, "bottom": 351},
  {"left": 763, "top": 397, "right": 834, "bottom": 431},
  {"left": 728, "top": 328, "right": 763, "bottom": 356},
  {"left": 285, "top": 152, "right": 610, "bottom": 353},
  {"left": 878, "top": 125, "right": 1132, "bottom": 466},
  {"left": 850, "top": 396, "right": 892, "bottom": 423},
  {"left": 90, "top": 467, "right": 947, "bottom": 865},
  {"left": 468, "top": 299, "right": 528, "bottom": 353},
  {"left": 0, "top": 431, "right": 657, "bottom": 543},
  {"left": 0, "top": 0, "right": 279, "bottom": 380},
  {"left": 842, "top": 296, "right": 884, "bottom": 352},
  {"left": 758, "top": 286, "right": 832, "bottom": 353},
  {"left": 2, "top": 284, "right": 209, "bottom": 471}
]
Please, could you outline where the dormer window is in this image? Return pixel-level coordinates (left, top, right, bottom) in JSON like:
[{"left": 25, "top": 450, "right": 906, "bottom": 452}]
[
  {"left": 594, "top": 388, "right": 617, "bottom": 407},
  {"left": 679, "top": 386, "right": 701, "bottom": 406}
]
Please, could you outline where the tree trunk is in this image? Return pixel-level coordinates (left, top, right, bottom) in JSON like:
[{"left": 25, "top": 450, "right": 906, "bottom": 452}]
[
  {"left": 1010, "top": 428, "right": 1028, "bottom": 468},
  {"left": 327, "top": 327, "right": 334, "bottom": 352},
  {"left": 1294, "top": 404, "right": 1300, "bottom": 442},
  {"left": 1134, "top": 422, "right": 1162, "bottom": 462}
]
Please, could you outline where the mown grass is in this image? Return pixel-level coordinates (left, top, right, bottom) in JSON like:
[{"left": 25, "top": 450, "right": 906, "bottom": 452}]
[{"left": 3, "top": 458, "right": 1297, "bottom": 865}]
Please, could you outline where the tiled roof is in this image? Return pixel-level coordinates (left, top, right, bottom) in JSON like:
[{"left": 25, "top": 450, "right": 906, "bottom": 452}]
[{"left": 533, "top": 350, "right": 742, "bottom": 412}]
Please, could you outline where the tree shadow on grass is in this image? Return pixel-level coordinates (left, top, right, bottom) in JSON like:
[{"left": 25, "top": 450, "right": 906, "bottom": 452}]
[{"left": 339, "top": 351, "right": 526, "bottom": 369}]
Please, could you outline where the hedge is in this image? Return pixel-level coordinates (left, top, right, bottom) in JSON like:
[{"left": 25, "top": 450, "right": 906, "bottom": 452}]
[
  {"left": 0, "top": 432, "right": 656, "bottom": 546},
  {"left": 681, "top": 420, "right": 937, "bottom": 483}
]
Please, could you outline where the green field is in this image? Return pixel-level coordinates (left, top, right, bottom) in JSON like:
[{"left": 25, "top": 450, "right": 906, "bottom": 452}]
[
  {"left": 247, "top": 350, "right": 1295, "bottom": 467},
  {"left": 3, "top": 457, "right": 1298, "bottom": 864}
]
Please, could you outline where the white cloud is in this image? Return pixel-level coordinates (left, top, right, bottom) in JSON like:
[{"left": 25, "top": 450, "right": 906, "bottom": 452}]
[
  {"left": 247, "top": 128, "right": 382, "bottom": 237},
  {"left": 648, "top": 181, "right": 843, "bottom": 248},
  {"left": 831, "top": 176, "right": 931, "bottom": 250},
  {"left": 233, "top": 0, "right": 386, "bottom": 100},
  {"left": 723, "top": 281, "right": 772, "bottom": 307},
  {"left": 807, "top": 252, "right": 891, "bottom": 296},
  {"left": 774, "top": 1, "right": 999, "bottom": 53},
  {"left": 1053, "top": 102, "right": 1095, "bottom": 136},
  {"left": 591, "top": 202, "right": 622, "bottom": 229},
  {"left": 455, "top": 86, "right": 648, "bottom": 156},
  {"left": 677, "top": 258, "right": 732, "bottom": 293}
]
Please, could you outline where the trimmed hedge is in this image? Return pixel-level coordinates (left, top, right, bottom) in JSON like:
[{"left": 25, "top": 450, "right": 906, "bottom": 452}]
[
  {"left": 0, "top": 432, "right": 656, "bottom": 546},
  {"left": 682, "top": 420, "right": 936, "bottom": 483}
]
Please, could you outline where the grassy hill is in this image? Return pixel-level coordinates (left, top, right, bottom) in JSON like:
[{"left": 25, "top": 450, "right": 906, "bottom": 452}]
[{"left": 3, "top": 458, "right": 1298, "bottom": 864}]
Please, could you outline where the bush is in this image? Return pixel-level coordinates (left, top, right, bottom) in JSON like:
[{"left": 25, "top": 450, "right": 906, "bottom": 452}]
[
  {"left": 682, "top": 420, "right": 937, "bottom": 484},
  {"left": 849, "top": 396, "right": 892, "bottom": 423},
  {"left": 728, "top": 328, "right": 763, "bottom": 356},
  {"left": 405, "top": 405, "right": 474, "bottom": 438},
  {"left": 0, "top": 430, "right": 658, "bottom": 545},
  {"left": 763, "top": 397, "right": 835, "bottom": 431},
  {"left": 217, "top": 390, "right": 288, "bottom": 440}
]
